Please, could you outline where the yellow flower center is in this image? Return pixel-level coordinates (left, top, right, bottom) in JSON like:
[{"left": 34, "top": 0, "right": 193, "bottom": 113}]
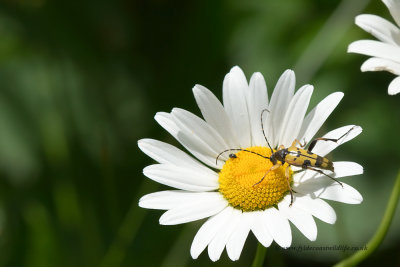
[{"left": 218, "top": 146, "right": 292, "bottom": 211}]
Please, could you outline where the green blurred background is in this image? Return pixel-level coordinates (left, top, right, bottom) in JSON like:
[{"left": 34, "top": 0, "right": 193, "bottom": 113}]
[{"left": 0, "top": 0, "right": 399, "bottom": 266}]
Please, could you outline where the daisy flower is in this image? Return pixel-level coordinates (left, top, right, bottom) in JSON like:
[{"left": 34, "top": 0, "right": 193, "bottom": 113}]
[
  {"left": 348, "top": 0, "right": 400, "bottom": 95},
  {"left": 138, "top": 66, "right": 363, "bottom": 261}
]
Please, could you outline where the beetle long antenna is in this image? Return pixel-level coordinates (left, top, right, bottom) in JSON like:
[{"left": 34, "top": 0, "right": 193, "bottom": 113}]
[
  {"left": 261, "top": 109, "right": 274, "bottom": 154},
  {"left": 215, "top": 148, "right": 270, "bottom": 165}
]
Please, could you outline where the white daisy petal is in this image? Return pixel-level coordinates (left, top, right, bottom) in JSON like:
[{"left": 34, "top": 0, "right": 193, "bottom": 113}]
[
  {"left": 294, "top": 161, "right": 363, "bottom": 184},
  {"left": 298, "top": 92, "right": 344, "bottom": 145},
  {"left": 278, "top": 196, "right": 317, "bottom": 241},
  {"left": 348, "top": 40, "right": 400, "bottom": 63},
  {"left": 279, "top": 85, "right": 313, "bottom": 148},
  {"left": 171, "top": 108, "right": 229, "bottom": 155},
  {"left": 311, "top": 125, "right": 362, "bottom": 157},
  {"left": 361, "top": 57, "right": 400, "bottom": 75},
  {"left": 355, "top": 14, "right": 400, "bottom": 45},
  {"left": 159, "top": 193, "right": 228, "bottom": 225},
  {"left": 350, "top": 2, "right": 400, "bottom": 95},
  {"left": 208, "top": 208, "right": 241, "bottom": 262},
  {"left": 193, "top": 85, "right": 239, "bottom": 147},
  {"left": 226, "top": 212, "right": 252, "bottom": 261},
  {"left": 223, "top": 66, "right": 251, "bottom": 148},
  {"left": 388, "top": 76, "right": 400, "bottom": 95},
  {"left": 264, "top": 207, "right": 292, "bottom": 248},
  {"left": 155, "top": 112, "right": 224, "bottom": 168},
  {"left": 267, "top": 70, "right": 295, "bottom": 147},
  {"left": 139, "top": 190, "right": 211, "bottom": 210},
  {"left": 138, "top": 139, "right": 211, "bottom": 172},
  {"left": 383, "top": 0, "right": 400, "bottom": 27},
  {"left": 298, "top": 180, "right": 363, "bottom": 204},
  {"left": 250, "top": 212, "right": 273, "bottom": 247},
  {"left": 248, "top": 72, "right": 269, "bottom": 146},
  {"left": 143, "top": 164, "right": 218, "bottom": 191},
  {"left": 191, "top": 207, "right": 232, "bottom": 259},
  {"left": 293, "top": 195, "right": 336, "bottom": 224}
]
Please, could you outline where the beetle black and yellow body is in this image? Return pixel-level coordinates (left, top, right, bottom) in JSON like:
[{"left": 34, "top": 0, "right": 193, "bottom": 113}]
[{"left": 273, "top": 143, "right": 334, "bottom": 172}]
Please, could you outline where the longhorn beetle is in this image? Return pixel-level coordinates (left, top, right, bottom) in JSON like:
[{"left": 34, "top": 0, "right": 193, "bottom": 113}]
[{"left": 216, "top": 109, "right": 357, "bottom": 206}]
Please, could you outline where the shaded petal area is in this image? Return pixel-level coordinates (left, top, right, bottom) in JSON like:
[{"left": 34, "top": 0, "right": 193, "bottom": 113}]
[
  {"left": 278, "top": 195, "right": 317, "bottom": 241},
  {"left": 311, "top": 125, "right": 362, "bottom": 157},
  {"left": 193, "top": 85, "right": 239, "bottom": 148},
  {"left": 191, "top": 207, "right": 233, "bottom": 259},
  {"left": 278, "top": 85, "right": 313, "bottom": 147},
  {"left": 266, "top": 70, "right": 295, "bottom": 147}
]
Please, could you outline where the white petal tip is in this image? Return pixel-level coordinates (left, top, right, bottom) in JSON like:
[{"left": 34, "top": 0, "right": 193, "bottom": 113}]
[
  {"left": 388, "top": 77, "right": 400, "bottom": 94},
  {"left": 231, "top": 65, "right": 242, "bottom": 72},
  {"left": 347, "top": 41, "right": 361, "bottom": 53},
  {"left": 283, "top": 69, "right": 295, "bottom": 76},
  {"left": 335, "top": 91, "right": 344, "bottom": 98},
  {"left": 309, "top": 236, "right": 317, "bottom": 242},
  {"left": 159, "top": 216, "right": 169, "bottom": 225}
]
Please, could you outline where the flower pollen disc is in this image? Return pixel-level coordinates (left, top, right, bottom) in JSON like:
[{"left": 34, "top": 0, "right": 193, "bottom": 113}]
[{"left": 218, "top": 146, "right": 292, "bottom": 212}]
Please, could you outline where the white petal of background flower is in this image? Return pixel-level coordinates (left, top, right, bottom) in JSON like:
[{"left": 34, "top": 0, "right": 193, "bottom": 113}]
[
  {"left": 223, "top": 66, "right": 252, "bottom": 148},
  {"left": 361, "top": 57, "right": 400, "bottom": 75},
  {"left": 193, "top": 84, "right": 239, "bottom": 148},
  {"left": 348, "top": 40, "right": 400, "bottom": 63},
  {"left": 311, "top": 125, "right": 362, "bottom": 156},
  {"left": 356, "top": 14, "right": 400, "bottom": 45},
  {"left": 143, "top": 164, "right": 218, "bottom": 191},
  {"left": 191, "top": 207, "right": 232, "bottom": 259},
  {"left": 159, "top": 193, "right": 228, "bottom": 225},
  {"left": 293, "top": 195, "right": 336, "bottom": 224},
  {"left": 383, "top": 0, "right": 400, "bottom": 27},
  {"left": 278, "top": 85, "right": 313, "bottom": 148},
  {"left": 278, "top": 196, "right": 317, "bottom": 241},
  {"left": 248, "top": 72, "right": 269, "bottom": 146},
  {"left": 388, "top": 75, "right": 400, "bottom": 95},
  {"left": 298, "top": 92, "right": 344, "bottom": 145},
  {"left": 267, "top": 70, "right": 295, "bottom": 147}
]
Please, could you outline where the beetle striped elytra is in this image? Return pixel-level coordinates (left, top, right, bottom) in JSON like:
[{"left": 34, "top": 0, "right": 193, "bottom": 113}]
[{"left": 216, "top": 109, "right": 356, "bottom": 207}]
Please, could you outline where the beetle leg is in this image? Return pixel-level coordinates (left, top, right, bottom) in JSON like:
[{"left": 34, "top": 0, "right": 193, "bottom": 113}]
[
  {"left": 253, "top": 163, "right": 281, "bottom": 186},
  {"left": 304, "top": 166, "right": 343, "bottom": 188},
  {"left": 285, "top": 165, "right": 296, "bottom": 207},
  {"left": 307, "top": 126, "right": 356, "bottom": 152},
  {"left": 291, "top": 139, "right": 307, "bottom": 148}
]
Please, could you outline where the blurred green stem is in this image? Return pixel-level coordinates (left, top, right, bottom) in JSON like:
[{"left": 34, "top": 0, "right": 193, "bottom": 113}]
[
  {"left": 100, "top": 181, "right": 157, "bottom": 267},
  {"left": 334, "top": 170, "right": 400, "bottom": 267},
  {"left": 252, "top": 243, "right": 267, "bottom": 267}
]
